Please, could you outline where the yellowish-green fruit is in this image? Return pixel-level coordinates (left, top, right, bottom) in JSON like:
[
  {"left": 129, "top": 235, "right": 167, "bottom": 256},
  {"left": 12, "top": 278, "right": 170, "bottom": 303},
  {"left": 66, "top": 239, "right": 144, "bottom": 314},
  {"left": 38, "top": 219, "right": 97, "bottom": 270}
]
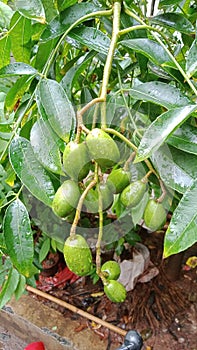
[
  {"left": 120, "top": 180, "right": 147, "bottom": 208},
  {"left": 63, "top": 234, "right": 93, "bottom": 276},
  {"left": 52, "top": 180, "right": 80, "bottom": 218},
  {"left": 104, "top": 280, "right": 126, "bottom": 303},
  {"left": 143, "top": 199, "right": 166, "bottom": 231},
  {"left": 84, "top": 182, "right": 113, "bottom": 213},
  {"left": 107, "top": 168, "right": 130, "bottom": 194},
  {"left": 63, "top": 141, "right": 91, "bottom": 181},
  {"left": 86, "top": 128, "right": 120, "bottom": 168},
  {"left": 101, "top": 260, "right": 121, "bottom": 280}
]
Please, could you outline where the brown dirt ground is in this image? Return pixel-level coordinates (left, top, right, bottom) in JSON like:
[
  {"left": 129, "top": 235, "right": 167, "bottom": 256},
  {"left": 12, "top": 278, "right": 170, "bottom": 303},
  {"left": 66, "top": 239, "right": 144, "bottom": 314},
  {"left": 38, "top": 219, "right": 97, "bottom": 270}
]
[{"left": 33, "top": 230, "right": 197, "bottom": 350}]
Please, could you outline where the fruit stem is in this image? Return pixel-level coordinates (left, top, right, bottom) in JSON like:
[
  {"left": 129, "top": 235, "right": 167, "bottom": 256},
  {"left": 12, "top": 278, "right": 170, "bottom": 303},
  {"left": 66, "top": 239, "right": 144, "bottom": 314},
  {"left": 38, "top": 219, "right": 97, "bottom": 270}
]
[
  {"left": 103, "top": 127, "right": 165, "bottom": 186},
  {"left": 99, "top": 0, "right": 122, "bottom": 128},
  {"left": 143, "top": 170, "right": 152, "bottom": 181},
  {"left": 70, "top": 179, "right": 97, "bottom": 238},
  {"left": 96, "top": 187, "right": 103, "bottom": 275},
  {"left": 123, "top": 152, "right": 136, "bottom": 171},
  {"left": 157, "top": 179, "right": 167, "bottom": 203}
]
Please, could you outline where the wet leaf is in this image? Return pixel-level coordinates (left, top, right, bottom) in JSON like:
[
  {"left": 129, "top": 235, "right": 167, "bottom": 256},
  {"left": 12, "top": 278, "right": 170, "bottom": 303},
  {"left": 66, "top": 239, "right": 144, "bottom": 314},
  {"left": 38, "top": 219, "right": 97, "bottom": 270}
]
[
  {"left": 0, "top": 2, "right": 13, "bottom": 29},
  {"left": 41, "top": 3, "right": 100, "bottom": 42},
  {"left": 9, "top": 12, "right": 32, "bottom": 63},
  {"left": 121, "top": 38, "right": 172, "bottom": 65},
  {"left": 3, "top": 199, "right": 36, "bottom": 277},
  {"left": 15, "top": 0, "right": 46, "bottom": 23},
  {"left": 0, "top": 35, "right": 11, "bottom": 69},
  {"left": 167, "top": 123, "right": 197, "bottom": 155},
  {"left": 151, "top": 13, "right": 194, "bottom": 34},
  {"left": 9, "top": 136, "right": 55, "bottom": 206},
  {"left": 186, "top": 39, "right": 197, "bottom": 77},
  {"left": 36, "top": 78, "right": 76, "bottom": 142},
  {"left": 151, "top": 146, "right": 193, "bottom": 194},
  {"left": 129, "top": 81, "right": 191, "bottom": 109},
  {"left": 135, "top": 105, "right": 197, "bottom": 162},
  {"left": 164, "top": 178, "right": 197, "bottom": 257},
  {"left": 0, "top": 267, "right": 19, "bottom": 308},
  {"left": 0, "top": 62, "right": 38, "bottom": 77},
  {"left": 57, "top": 0, "right": 78, "bottom": 12},
  {"left": 30, "top": 118, "right": 63, "bottom": 174},
  {"left": 68, "top": 26, "right": 110, "bottom": 55}
]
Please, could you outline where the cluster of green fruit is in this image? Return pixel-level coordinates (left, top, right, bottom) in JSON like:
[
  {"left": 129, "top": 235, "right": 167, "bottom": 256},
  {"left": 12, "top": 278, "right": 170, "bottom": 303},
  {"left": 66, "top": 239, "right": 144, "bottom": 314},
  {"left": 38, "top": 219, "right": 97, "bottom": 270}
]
[{"left": 51, "top": 128, "right": 166, "bottom": 302}]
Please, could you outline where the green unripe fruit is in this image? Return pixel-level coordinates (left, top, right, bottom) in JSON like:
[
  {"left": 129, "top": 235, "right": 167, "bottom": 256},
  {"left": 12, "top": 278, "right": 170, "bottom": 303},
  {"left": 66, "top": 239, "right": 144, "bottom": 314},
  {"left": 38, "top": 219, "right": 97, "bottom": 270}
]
[
  {"left": 52, "top": 180, "right": 80, "bottom": 218},
  {"left": 143, "top": 199, "right": 166, "bottom": 231},
  {"left": 63, "top": 141, "right": 91, "bottom": 181},
  {"left": 86, "top": 128, "right": 120, "bottom": 168},
  {"left": 107, "top": 168, "right": 130, "bottom": 194},
  {"left": 104, "top": 280, "right": 126, "bottom": 303},
  {"left": 63, "top": 234, "right": 93, "bottom": 276},
  {"left": 84, "top": 183, "right": 113, "bottom": 213},
  {"left": 101, "top": 260, "right": 121, "bottom": 280},
  {"left": 120, "top": 180, "right": 147, "bottom": 208}
]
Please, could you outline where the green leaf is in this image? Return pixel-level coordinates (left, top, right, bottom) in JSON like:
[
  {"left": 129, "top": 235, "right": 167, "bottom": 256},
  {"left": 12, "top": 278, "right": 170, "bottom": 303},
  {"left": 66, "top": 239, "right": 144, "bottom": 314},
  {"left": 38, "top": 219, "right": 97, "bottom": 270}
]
[
  {"left": 3, "top": 199, "right": 35, "bottom": 277},
  {"left": 41, "top": 3, "right": 100, "bottom": 42},
  {"left": 0, "top": 62, "right": 38, "bottom": 77},
  {"left": 68, "top": 26, "right": 110, "bottom": 55},
  {"left": 169, "top": 146, "right": 197, "bottom": 180},
  {"left": 34, "top": 39, "right": 57, "bottom": 71},
  {"left": 5, "top": 75, "right": 34, "bottom": 112},
  {"left": 151, "top": 146, "right": 193, "bottom": 193},
  {"left": 167, "top": 123, "right": 197, "bottom": 155},
  {"left": 61, "top": 51, "right": 96, "bottom": 99},
  {"left": 0, "top": 35, "right": 11, "bottom": 69},
  {"left": 30, "top": 118, "right": 63, "bottom": 174},
  {"left": 36, "top": 79, "right": 76, "bottom": 142},
  {"left": 57, "top": 0, "right": 78, "bottom": 12},
  {"left": 164, "top": 179, "right": 197, "bottom": 257},
  {"left": 159, "top": 0, "right": 182, "bottom": 6},
  {"left": 0, "top": 267, "right": 19, "bottom": 308},
  {"left": 14, "top": 274, "right": 26, "bottom": 300},
  {"left": 9, "top": 136, "right": 55, "bottom": 206},
  {"left": 42, "top": 0, "right": 58, "bottom": 22},
  {"left": 186, "top": 39, "right": 197, "bottom": 77},
  {"left": 9, "top": 12, "right": 32, "bottom": 63},
  {"left": 135, "top": 105, "right": 197, "bottom": 162},
  {"left": 39, "top": 237, "right": 51, "bottom": 263},
  {"left": 121, "top": 39, "right": 172, "bottom": 65},
  {"left": 0, "top": 2, "right": 13, "bottom": 29},
  {"left": 15, "top": 0, "right": 46, "bottom": 23},
  {"left": 129, "top": 81, "right": 191, "bottom": 109},
  {"left": 151, "top": 13, "right": 194, "bottom": 34}
]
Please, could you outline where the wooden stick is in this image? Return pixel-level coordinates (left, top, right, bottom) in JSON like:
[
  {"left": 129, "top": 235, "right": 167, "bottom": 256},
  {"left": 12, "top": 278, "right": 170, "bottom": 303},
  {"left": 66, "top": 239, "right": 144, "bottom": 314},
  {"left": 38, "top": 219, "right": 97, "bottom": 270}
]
[{"left": 26, "top": 285, "right": 127, "bottom": 336}]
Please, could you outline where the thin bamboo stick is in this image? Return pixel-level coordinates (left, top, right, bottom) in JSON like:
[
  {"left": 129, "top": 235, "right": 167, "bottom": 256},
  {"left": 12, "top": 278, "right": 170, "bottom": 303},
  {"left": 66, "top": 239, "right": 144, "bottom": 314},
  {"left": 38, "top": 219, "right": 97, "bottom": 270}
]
[{"left": 26, "top": 285, "right": 127, "bottom": 337}]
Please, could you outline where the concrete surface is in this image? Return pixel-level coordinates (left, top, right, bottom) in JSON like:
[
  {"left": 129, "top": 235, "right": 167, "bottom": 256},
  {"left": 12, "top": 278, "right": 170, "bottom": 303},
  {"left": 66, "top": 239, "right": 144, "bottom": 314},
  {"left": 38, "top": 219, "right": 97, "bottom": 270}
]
[{"left": 0, "top": 294, "right": 111, "bottom": 350}]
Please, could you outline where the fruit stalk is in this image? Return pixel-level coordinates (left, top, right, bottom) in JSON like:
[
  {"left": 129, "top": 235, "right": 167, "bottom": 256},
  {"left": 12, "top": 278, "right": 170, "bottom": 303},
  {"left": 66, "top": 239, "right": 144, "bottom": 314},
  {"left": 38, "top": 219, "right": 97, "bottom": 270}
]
[
  {"left": 95, "top": 184, "right": 106, "bottom": 283},
  {"left": 100, "top": 0, "right": 122, "bottom": 127},
  {"left": 70, "top": 179, "right": 97, "bottom": 238}
]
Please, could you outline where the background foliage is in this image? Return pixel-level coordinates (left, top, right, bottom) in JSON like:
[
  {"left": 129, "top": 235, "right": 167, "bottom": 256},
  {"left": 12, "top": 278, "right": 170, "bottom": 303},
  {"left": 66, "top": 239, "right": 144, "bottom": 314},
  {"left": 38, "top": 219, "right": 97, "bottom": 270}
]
[{"left": 0, "top": 0, "right": 197, "bottom": 306}]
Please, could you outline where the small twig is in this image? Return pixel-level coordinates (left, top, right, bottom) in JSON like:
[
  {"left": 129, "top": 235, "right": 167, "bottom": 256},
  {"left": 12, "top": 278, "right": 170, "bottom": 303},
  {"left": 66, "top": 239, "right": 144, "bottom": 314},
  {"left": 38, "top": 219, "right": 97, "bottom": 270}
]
[{"left": 26, "top": 285, "right": 127, "bottom": 336}]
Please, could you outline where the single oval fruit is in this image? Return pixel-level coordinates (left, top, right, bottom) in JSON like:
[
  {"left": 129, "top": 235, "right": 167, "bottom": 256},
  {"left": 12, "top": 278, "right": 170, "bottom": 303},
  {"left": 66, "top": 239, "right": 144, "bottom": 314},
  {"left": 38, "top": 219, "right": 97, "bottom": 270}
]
[
  {"left": 107, "top": 168, "right": 130, "bottom": 194},
  {"left": 63, "top": 234, "right": 93, "bottom": 276},
  {"left": 86, "top": 128, "right": 120, "bottom": 168},
  {"left": 104, "top": 280, "right": 126, "bottom": 303},
  {"left": 101, "top": 260, "right": 121, "bottom": 280},
  {"left": 120, "top": 180, "right": 147, "bottom": 208},
  {"left": 63, "top": 141, "right": 91, "bottom": 181},
  {"left": 143, "top": 199, "right": 166, "bottom": 231},
  {"left": 52, "top": 180, "right": 80, "bottom": 218},
  {"left": 84, "top": 182, "right": 113, "bottom": 213}
]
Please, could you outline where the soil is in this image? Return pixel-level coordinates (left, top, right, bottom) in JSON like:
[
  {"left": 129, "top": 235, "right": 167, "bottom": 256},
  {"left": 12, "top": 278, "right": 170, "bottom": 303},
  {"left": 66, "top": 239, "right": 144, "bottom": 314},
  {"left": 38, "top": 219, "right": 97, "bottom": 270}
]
[{"left": 32, "top": 229, "right": 197, "bottom": 350}]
